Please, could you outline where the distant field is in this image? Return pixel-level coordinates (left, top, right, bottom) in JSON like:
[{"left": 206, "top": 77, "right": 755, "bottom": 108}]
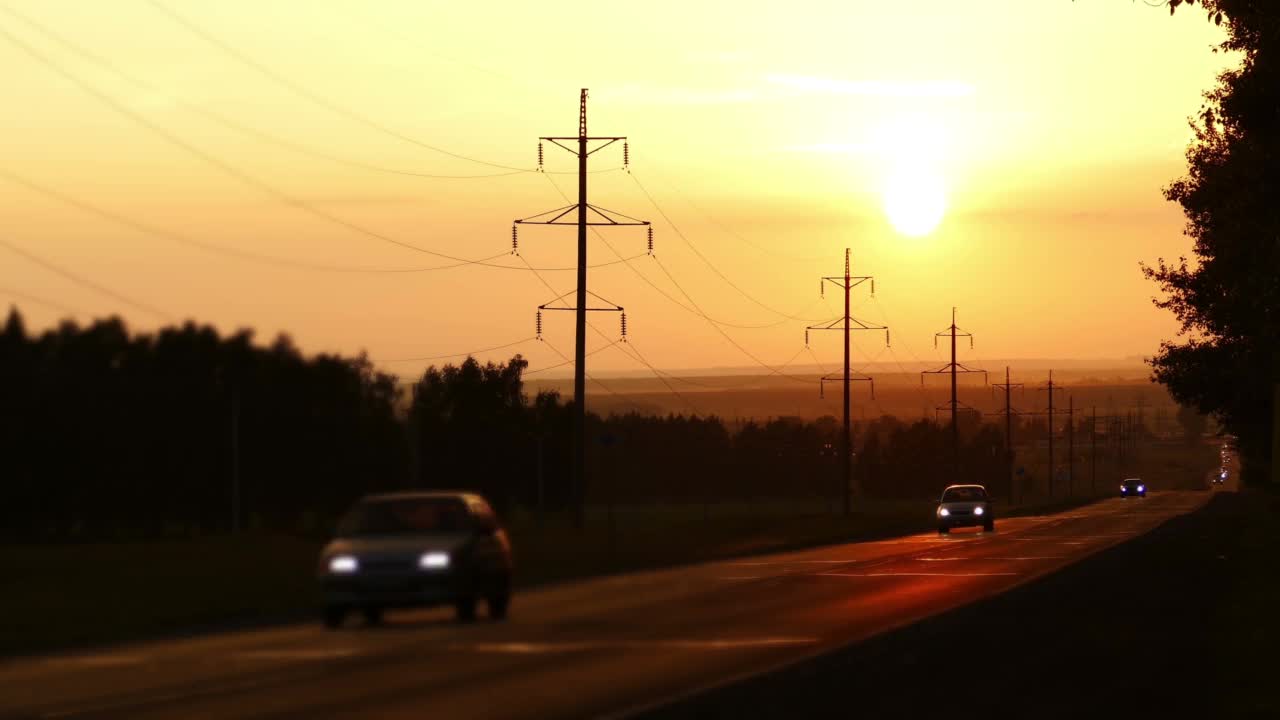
[
  {"left": 529, "top": 373, "right": 1184, "bottom": 425},
  {"left": 1, "top": 494, "right": 1111, "bottom": 657}
]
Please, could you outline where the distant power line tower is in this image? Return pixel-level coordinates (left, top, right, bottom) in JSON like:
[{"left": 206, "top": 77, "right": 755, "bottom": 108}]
[
  {"left": 513, "top": 89, "right": 649, "bottom": 530},
  {"left": 1037, "top": 370, "right": 1065, "bottom": 498},
  {"left": 990, "top": 366, "right": 1025, "bottom": 504},
  {"left": 921, "top": 308, "right": 986, "bottom": 483},
  {"left": 805, "top": 248, "right": 887, "bottom": 516}
]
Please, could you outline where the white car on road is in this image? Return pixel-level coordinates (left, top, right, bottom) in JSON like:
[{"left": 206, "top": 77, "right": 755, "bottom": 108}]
[{"left": 937, "top": 484, "right": 994, "bottom": 534}]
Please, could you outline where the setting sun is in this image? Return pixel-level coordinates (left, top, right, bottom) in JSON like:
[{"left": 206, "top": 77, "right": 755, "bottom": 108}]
[{"left": 883, "top": 160, "right": 948, "bottom": 237}]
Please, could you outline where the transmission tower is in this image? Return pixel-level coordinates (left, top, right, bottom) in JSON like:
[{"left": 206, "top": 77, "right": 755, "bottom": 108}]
[
  {"left": 805, "top": 248, "right": 887, "bottom": 516},
  {"left": 921, "top": 308, "right": 986, "bottom": 483},
  {"left": 1037, "top": 370, "right": 1065, "bottom": 498},
  {"left": 990, "top": 366, "right": 1024, "bottom": 504},
  {"left": 1067, "top": 394, "right": 1076, "bottom": 497},
  {"left": 513, "top": 89, "right": 649, "bottom": 530}
]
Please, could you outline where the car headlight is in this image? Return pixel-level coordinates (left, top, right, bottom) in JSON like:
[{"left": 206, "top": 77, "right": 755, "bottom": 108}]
[
  {"left": 419, "top": 551, "right": 450, "bottom": 570},
  {"left": 329, "top": 555, "right": 358, "bottom": 574},
  {"left": 938, "top": 508, "right": 950, "bottom": 517},
  {"left": 1120, "top": 485, "right": 1126, "bottom": 491},
  {"left": 974, "top": 506, "right": 984, "bottom": 516},
  {"left": 1137, "top": 485, "right": 1145, "bottom": 492}
]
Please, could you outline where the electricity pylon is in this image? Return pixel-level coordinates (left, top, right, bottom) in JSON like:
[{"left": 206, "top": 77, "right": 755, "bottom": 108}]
[
  {"left": 990, "top": 366, "right": 1024, "bottom": 504},
  {"left": 921, "top": 308, "right": 987, "bottom": 483},
  {"left": 513, "top": 89, "right": 649, "bottom": 530},
  {"left": 806, "top": 248, "right": 887, "bottom": 517},
  {"left": 1037, "top": 370, "right": 1065, "bottom": 498}
]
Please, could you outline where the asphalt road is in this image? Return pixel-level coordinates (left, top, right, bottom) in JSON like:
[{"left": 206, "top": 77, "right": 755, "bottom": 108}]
[{"left": 0, "top": 491, "right": 1208, "bottom": 720}]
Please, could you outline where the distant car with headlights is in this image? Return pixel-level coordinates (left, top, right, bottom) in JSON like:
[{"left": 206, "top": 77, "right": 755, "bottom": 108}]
[
  {"left": 936, "top": 484, "right": 994, "bottom": 534},
  {"left": 1120, "top": 478, "right": 1147, "bottom": 498},
  {"left": 318, "top": 492, "right": 513, "bottom": 628},
  {"left": 1213, "top": 470, "right": 1227, "bottom": 485}
]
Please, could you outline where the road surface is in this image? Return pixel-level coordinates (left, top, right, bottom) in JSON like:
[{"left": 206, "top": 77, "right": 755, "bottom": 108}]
[{"left": 0, "top": 491, "right": 1208, "bottom": 719}]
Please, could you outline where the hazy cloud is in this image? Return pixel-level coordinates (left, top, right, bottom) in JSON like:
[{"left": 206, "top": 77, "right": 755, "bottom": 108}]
[{"left": 765, "top": 73, "right": 976, "bottom": 98}]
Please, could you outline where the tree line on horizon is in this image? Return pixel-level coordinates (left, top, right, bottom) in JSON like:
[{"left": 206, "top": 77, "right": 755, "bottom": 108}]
[{"left": 0, "top": 310, "right": 1194, "bottom": 542}]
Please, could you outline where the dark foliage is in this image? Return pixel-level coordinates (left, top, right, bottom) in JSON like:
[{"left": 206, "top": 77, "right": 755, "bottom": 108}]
[
  {"left": 0, "top": 310, "right": 407, "bottom": 540},
  {"left": 1142, "top": 0, "right": 1279, "bottom": 482},
  {"left": 2, "top": 309, "right": 1042, "bottom": 541}
]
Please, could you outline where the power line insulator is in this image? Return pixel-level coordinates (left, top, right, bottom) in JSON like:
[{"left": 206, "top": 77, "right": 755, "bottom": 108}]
[
  {"left": 870, "top": 279, "right": 875, "bottom": 297},
  {"left": 512, "top": 225, "right": 519, "bottom": 255},
  {"left": 820, "top": 281, "right": 824, "bottom": 299},
  {"left": 620, "top": 311, "right": 628, "bottom": 341},
  {"left": 536, "top": 309, "right": 542, "bottom": 339},
  {"left": 647, "top": 226, "right": 653, "bottom": 255},
  {"left": 538, "top": 142, "right": 544, "bottom": 171},
  {"left": 819, "top": 378, "right": 825, "bottom": 400},
  {"left": 805, "top": 329, "right": 810, "bottom": 347},
  {"left": 623, "top": 141, "right": 629, "bottom": 168},
  {"left": 885, "top": 329, "right": 891, "bottom": 347}
]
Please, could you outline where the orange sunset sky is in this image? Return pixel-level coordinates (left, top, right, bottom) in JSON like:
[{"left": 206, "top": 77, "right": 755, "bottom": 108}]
[{"left": 0, "top": 1, "right": 1233, "bottom": 377}]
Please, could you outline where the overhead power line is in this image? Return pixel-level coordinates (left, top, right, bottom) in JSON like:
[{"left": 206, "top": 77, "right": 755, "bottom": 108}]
[
  {"left": 629, "top": 171, "right": 825, "bottom": 322},
  {"left": 0, "top": 167, "right": 516, "bottom": 273},
  {"left": 650, "top": 173, "right": 831, "bottom": 263},
  {"left": 384, "top": 336, "right": 538, "bottom": 363},
  {"left": 0, "top": 5, "right": 527, "bottom": 180},
  {"left": 0, "top": 287, "right": 83, "bottom": 317},
  {"left": 0, "top": 27, "right": 634, "bottom": 274},
  {"left": 0, "top": 237, "right": 173, "bottom": 322},
  {"left": 147, "top": 1, "right": 602, "bottom": 176},
  {"left": 8, "top": 5, "right": 618, "bottom": 178},
  {"left": 542, "top": 173, "right": 824, "bottom": 340}
]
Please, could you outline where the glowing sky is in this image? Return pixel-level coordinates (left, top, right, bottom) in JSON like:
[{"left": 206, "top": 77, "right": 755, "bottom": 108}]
[{"left": 0, "top": 1, "right": 1232, "bottom": 377}]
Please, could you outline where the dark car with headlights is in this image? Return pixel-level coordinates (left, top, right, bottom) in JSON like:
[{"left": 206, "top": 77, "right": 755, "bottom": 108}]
[
  {"left": 318, "top": 492, "right": 513, "bottom": 628},
  {"left": 936, "top": 484, "right": 994, "bottom": 534},
  {"left": 1120, "top": 478, "right": 1147, "bottom": 498}
]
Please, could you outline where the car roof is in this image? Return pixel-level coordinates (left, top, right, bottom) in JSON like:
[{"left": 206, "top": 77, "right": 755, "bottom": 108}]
[
  {"left": 1122, "top": 478, "right": 1143, "bottom": 483},
  {"left": 942, "top": 484, "right": 987, "bottom": 491}
]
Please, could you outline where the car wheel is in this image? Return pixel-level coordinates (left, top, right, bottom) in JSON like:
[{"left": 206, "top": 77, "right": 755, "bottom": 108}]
[
  {"left": 938, "top": 526, "right": 950, "bottom": 535},
  {"left": 455, "top": 597, "right": 478, "bottom": 623},
  {"left": 984, "top": 521, "right": 995, "bottom": 533},
  {"left": 323, "top": 606, "right": 347, "bottom": 630},
  {"left": 488, "top": 592, "right": 510, "bottom": 620},
  {"left": 362, "top": 607, "right": 384, "bottom": 626},
  {"left": 487, "top": 575, "right": 512, "bottom": 620}
]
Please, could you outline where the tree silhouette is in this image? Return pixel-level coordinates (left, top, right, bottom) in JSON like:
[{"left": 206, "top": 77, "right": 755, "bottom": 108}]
[{"left": 1142, "top": 0, "right": 1278, "bottom": 482}]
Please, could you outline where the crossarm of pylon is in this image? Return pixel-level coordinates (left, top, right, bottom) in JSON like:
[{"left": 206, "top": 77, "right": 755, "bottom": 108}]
[
  {"left": 584, "top": 138, "right": 621, "bottom": 156},
  {"left": 806, "top": 317, "right": 844, "bottom": 331},
  {"left": 538, "top": 288, "right": 623, "bottom": 312},
  {"left": 515, "top": 204, "right": 578, "bottom": 224},
  {"left": 586, "top": 204, "right": 649, "bottom": 226}
]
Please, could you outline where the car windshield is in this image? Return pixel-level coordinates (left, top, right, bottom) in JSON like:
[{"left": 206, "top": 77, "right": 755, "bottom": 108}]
[
  {"left": 942, "top": 487, "right": 987, "bottom": 502},
  {"left": 336, "top": 498, "right": 472, "bottom": 537},
  {"left": 1124, "top": 479, "right": 1142, "bottom": 487}
]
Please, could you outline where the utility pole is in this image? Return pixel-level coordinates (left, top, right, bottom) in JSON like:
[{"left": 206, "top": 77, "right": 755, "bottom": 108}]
[
  {"left": 1091, "top": 406, "right": 1098, "bottom": 496},
  {"left": 1067, "top": 395, "right": 1075, "bottom": 498},
  {"left": 807, "top": 248, "right": 886, "bottom": 516},
  {"left": 921, "top": 308, "right": 986, "bottom": 483},
  {"left": 990, "top": 366, "right": 1024, "bottom": 504},
  {"left": 1038, "top": 370, "right": 1062, "bottom": 498},
  {"left": 514, "top": 89, "right": 648, "bottom": 529}
]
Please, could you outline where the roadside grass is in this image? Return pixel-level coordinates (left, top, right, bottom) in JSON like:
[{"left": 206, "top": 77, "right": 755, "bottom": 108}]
[
  {"left": 0, "top": 493, "right": 1110, "bottom": 658},
  {"left": 1212, "top": 486, "right": 1280, "bottom": 716}
]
